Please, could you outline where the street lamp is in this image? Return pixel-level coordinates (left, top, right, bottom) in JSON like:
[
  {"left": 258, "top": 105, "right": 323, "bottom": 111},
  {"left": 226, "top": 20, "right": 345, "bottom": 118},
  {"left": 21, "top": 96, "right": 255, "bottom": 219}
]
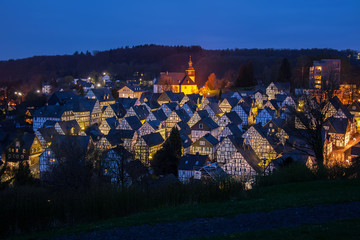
[{"left": 261, "top": 158, "right": 268, "bottom": 177}]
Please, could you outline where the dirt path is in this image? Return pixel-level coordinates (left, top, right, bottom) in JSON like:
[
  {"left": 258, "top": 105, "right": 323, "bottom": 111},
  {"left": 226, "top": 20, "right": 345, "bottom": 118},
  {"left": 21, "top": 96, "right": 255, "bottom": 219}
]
[{"left": 51, "top": 201, "right": 360, "bottom": 240}]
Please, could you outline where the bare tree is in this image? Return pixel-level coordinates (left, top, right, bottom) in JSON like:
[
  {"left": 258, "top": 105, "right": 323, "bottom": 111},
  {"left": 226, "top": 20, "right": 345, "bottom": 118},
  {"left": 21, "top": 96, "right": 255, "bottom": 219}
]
[{"left": 44, "top": 135, "right": 99, "bottom": 189}]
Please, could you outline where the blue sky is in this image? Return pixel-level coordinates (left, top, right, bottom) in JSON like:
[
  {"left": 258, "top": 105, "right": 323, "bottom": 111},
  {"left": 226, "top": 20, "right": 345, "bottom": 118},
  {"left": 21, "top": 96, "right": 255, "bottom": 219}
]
[{"left": 0, "top": 0, "right": 359, "bottom": 60}]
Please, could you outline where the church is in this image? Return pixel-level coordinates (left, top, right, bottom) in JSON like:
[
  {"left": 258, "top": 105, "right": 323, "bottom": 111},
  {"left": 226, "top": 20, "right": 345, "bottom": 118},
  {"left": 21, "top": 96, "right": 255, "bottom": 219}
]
[{"left": 153, "top": 57, "right": 199, "bottom": 95}]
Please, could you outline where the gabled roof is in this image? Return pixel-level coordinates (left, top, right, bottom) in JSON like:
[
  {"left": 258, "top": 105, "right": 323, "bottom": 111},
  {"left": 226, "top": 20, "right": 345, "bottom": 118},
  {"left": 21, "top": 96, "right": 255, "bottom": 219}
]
[
  {"left": 205, "top": 103, "right": 223, "bottom": 115},
  {"left": 186, "top": 94, "right": 202, "bottom": 104},
  {"left": 85, "top": 125, "right": 104, "bottom": 141},
  {"left": 90, "top": 88, "right": 115, "bottom": 102},
  {"left": 176, "top": 121, "right": 191, "bottom": 135},
  {"left": 175, "top": 109, "right": 190, "bottom": 122},
  {"left": 192, "top": 117, "right": 219, "bottom": 131},
  {"left": 197, "top": 109, "right": 209, "bottom": 119},
  {"left": 105, "top": 117, "right": 119, "bottom": 129},
  {"left": 178, "top": 154, "right": 209, "bottom": 170},
  {"left": 225, "top": 111, "right": 243, "bottom": 126},
  {"left": 202, "top": 133, "right": 219, "bottom": 146},
  {"left": 326, "top": 117, "right": 350, "bottom": 134},
  {"left": 108, "top": 129, "right": 135, "bottom": 139},
  {"left": 37, "top": 127, "right": 58, "bottom": 143},
  {"left": 56, "top": 120, "right": 81, "bottom": 135},
  {"left": 225, "top": 123, "right": 243, "bottom": 137},
  {"left": 222, "top": 97, "right": 239, "bottom": 108},
  {"left": 152, "top": 109, "right": 168, "bottom": 121},
  {"left": 132, "top": 105, "right": 149, "bottom": 121},
  {"left": 125, "top": 116, "right": 142, "bottom": 130},
  {"left": 48, "top": 90, "right": 78, "bottom": 105},
  {"left": 162, "top": 102, "right": 178, "bottom": 111},
  {"left": 105, "top": 133, "right": 124, "bottom": 146},
  {"left": 179, "top": 75, "right": 196, "bottom": 85},
  {"left": 182, "top": 101, "right": 197, "bottom": 113},
  {"left": 139, "top": 91, "right": 154, "bottom": 103},
  {"left": 127, "top": 85, "right": 144, "bottom": 92},
  {"left": 180, "top": 131, "right": 193, "bottom": 148},
  {"left": 116, "top": 98, "right": 137, "bottom": 110},
  {"left": 33, "top": 105, "right": 68, "bottom": 118},
  {"left": 142, "top": 132, "right": 164, "bottom": 147},
  {"left": 273, "top": 82, "right": 290, "bottom": 91},
  {"left": 156, "top": 72, "right": 186, "bottom": 85},
  {"left": 147, "top": 120, "right": 161, "bottom": 130},
  {"left": 109, "top": 103, "right": 127, "bottom": 118}
]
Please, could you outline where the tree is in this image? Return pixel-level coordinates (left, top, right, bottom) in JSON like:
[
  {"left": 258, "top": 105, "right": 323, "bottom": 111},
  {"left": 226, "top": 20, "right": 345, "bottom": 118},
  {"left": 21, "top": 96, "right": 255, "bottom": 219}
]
[
  {"left": 151, "top": 127, "right": 182, "bottom": 176},
  {"left": 0, "top": 159, "right": 8, "bottom": 188},
  {"left": 277, "top": 58, "right": 292, "bottom": 83},
  {"left": 12, "top": 160, "right": 35, "bottom": 186},
  {"left": 45, "top": 136, "right": 97, "bottom": 189},
  {"left": 234, "top": 62, "right": 256, "bottom": 88}
]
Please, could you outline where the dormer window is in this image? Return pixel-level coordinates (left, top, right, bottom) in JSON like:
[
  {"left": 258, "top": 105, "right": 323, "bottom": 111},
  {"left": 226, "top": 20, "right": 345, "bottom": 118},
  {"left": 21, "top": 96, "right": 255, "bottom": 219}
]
[{"left": 199, "top": 123, "right": 203, "bottom": 129}]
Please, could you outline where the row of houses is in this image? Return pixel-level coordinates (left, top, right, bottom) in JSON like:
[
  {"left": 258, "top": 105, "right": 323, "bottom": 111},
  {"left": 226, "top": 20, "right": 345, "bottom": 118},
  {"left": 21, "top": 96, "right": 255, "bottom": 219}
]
[{"left": 2, "top": 81, "right": 360, "bottom": 184}]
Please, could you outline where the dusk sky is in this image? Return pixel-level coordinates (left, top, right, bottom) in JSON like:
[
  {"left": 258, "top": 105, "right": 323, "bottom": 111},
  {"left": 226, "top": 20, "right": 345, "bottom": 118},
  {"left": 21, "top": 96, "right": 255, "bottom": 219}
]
[{"left": 0, "top": 0, "right": 359, "bottom": 60}]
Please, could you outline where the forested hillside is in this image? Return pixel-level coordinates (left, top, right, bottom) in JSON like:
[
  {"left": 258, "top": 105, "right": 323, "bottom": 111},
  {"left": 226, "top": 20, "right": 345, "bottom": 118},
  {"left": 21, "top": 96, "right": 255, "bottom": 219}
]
[{"left": 0, "top": 45, "right": 358, "bottom": 93}]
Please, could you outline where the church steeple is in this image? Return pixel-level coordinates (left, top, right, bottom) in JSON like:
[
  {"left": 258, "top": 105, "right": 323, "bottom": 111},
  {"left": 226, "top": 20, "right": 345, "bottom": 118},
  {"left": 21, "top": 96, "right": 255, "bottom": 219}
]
[{"left": 185, "top": 56, "right": 195, "bottom": 82}]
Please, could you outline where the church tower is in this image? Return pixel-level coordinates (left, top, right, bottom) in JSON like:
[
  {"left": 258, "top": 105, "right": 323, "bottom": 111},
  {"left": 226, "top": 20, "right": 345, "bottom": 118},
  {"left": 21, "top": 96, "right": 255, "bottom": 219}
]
[{"left": 185, "top": 56, "right": 195, "bottom": 82}]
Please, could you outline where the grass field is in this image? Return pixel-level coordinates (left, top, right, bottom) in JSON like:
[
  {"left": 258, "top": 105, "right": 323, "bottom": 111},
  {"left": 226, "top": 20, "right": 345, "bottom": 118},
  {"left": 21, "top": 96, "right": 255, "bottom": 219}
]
[
  {"left": 8, "top": 178, "right": 360, "bottom": 240},
  {"left": 190, "top": 218, "right": 360, "bottom": 240}
]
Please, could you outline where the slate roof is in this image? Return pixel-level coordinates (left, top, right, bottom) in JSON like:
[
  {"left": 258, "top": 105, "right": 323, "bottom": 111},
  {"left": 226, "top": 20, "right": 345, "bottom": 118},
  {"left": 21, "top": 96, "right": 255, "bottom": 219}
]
[
  {"left": 108, "top": 129, "right": 135, "bottom": 140},
  {"left": 182, "top": 101, "right": 197, "bottom": 113},
  {"left": 142, "top": 132, "right": 164, "bottom": 147},
  {"left": 225, "top": 111, "right": 243, "bottom": 126},
  {"left": 152, "top": 109, "right": 168, "bottom": 121},
  {"left": 109, "top": 103, "right": 127, "bottom": 118},
  {"left": 224, "top": 123, "right": 243, "bottom": 137},
  {"left": 228, "top": 135, "right": 263, "bottom": 173},
  {"left": 155, "top": 72, "right": 185, "bottom": 85},
  {"left": 180, "top": 130, "right": 192, "bottom": 148},
  {"left": 176, "top": 121, "right": 191, "bottom": 135},
  {"left": 202, "top": 133, "right": 219, "bottom": 146},
  {"left": 125, "top": 116, "right": 142, "bottom": 130},
  {"left": 37, "top": 127, "right": 58, "bottom": 143},
  {"left": 116, "top": 98, "right": 137, "bottom": 110},
  {"left": 33, "top": 105, "right": 68, "bottom": 118},
  {"left": 206, "top": 103, "right": 223, "bottom": 115},
  {"left": 56, "top": 120, "right": 81, "bottom": 135},
  {"left": 175, "top": 109, "right": 190, "bottom": 122},
  {"left": 48, "top": 91, "right": 78, "bottom": 105},
  {"left": 105, "top": 117, "right": 120, "bottom": 129},
  {"left": 132, "top": 105, "right": 149, "bottom": 120},
  {"left": 147, "top": 120, "right": 161, "bottom": 130},
  {"left": 327, "top": 117, "right": 350, "bottom": 134},
  {"left": 105, "top": 133, "right": 124, "bottom": 146},
  {"left": 90, "top": 88, "right": 115, "bottom": 102},
  {"left": 192, "top": 117, "right": 219, "bottom": 131},
  {"left": 178, "top": 154, "right": 209, "bottom": 171}
]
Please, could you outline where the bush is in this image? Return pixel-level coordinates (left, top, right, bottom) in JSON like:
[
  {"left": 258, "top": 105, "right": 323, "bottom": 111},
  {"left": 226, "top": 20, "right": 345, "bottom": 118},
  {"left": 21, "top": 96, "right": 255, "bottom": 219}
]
[
  {"left": 0, "top": 180, "right": 244, "bottom": 237},
  {"left": 256, "top": 162, "right": 316, "bottom": 187}
]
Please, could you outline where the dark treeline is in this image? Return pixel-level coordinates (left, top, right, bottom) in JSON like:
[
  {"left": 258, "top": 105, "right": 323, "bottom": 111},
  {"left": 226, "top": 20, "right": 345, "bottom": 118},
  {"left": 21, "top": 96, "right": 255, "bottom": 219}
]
[{"left": 0, "top": 44, "right": 359, "bottom": 92}]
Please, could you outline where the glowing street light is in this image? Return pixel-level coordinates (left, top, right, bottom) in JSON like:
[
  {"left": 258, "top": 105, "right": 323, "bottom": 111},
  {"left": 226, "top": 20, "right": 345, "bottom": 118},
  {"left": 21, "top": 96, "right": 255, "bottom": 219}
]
[
  {"left": 97, "top": 83, "right": 101, "bottom": 87},
  {"left": 36, "top": 90, "right": 41, "bottom": 93}
]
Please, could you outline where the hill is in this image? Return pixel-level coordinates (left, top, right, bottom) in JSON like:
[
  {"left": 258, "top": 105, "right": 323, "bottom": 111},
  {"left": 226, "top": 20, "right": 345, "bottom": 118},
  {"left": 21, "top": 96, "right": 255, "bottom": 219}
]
[{"left": 1, "top": 45, "right": 359, "bottom": 93}]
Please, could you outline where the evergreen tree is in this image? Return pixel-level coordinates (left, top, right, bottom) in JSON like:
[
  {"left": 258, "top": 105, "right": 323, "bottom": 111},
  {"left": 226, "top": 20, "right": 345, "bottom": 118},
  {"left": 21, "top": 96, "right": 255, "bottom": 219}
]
[
  {"left": 235, "top": 62, "right": 256, "bottom": 88},
  {"left": 278, "top": 58, "right": 292, "bottom": 82},
  {"left": 151, "top": 127, "right": 182, "bottom": 176}
]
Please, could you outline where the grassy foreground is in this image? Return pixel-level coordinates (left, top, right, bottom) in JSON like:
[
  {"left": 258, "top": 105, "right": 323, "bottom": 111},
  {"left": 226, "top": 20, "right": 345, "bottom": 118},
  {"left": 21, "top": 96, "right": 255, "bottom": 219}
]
[
  {"left": 8, "top": 179, "right": 360, "bottom": 240},
  {"left": 190, "top": 218, "right": 360, "bottom": 240}
]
